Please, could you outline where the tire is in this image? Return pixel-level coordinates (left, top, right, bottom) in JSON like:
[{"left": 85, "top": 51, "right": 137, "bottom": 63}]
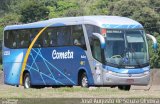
[
  {"left": 80, "top": 72, "right": 88, "bottom": 88},
  {"left": 33, "top": 85, "right": 45, "bottom": 89},
  {"left": 67, "top": 85, "right": 73, "bottom": 88},
  {"left": 118, "top": 85, "right": 131, "bottom": 91},
  {"left": 52, "top": 86, "right": 60, "bottom": 88},
  {"left": 24, "top": 73, "right": 31, "bottom": 89}
]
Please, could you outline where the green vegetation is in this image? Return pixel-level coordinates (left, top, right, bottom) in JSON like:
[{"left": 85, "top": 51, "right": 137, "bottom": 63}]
[{"left": 0, "top": 0, "right": 160, "bottom": 67}]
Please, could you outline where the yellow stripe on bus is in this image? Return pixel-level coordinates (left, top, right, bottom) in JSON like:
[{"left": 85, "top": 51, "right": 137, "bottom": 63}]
[{"left": 19, "top": 26, "right": 49, "bottom": 85}]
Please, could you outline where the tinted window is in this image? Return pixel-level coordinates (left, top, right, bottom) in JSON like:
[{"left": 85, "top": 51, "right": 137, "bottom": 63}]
[
  {"left": 4, "top": 31, "right": 14, "bottom": 48},
  {"left": 92, "top": 39, "right": 102, "bottom": 62},
  {"left": 85, "top": 24, "right": 100, "bottom": 42},
  {"left": 85, "top": 24, "right": 100, "bottom": 56},
  {"left": 42, "top": 26, "right": 71, "bottom": 47},
  {"left": 4, "top": 25, "right": 86, "bottom": 50},
  {"left": 43, "top": 29, "right": 54, "bottom": 47},
  {"left": 42, "top": 25, "right": 86, "bottom": 49},
  {"left": 57, "top": 26, "right": 71, "bottom": 46},
  {"left": 32, "top": 29, "right": 43, "bottom": 48},
  {"left": 71, "top": 25, "right": 86, "bottom": 50},
  {"left": 4, "top": 30, "right": 30, "bottom": 48},
  {"left": 19, "top": 30, "right": 30, "bottom": 48}
]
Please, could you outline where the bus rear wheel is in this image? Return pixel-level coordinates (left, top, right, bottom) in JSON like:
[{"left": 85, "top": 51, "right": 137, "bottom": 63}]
[
  {"left": 24, "top": 73, "right": 31, "bottom": 89},
  {"left": 80, "top": 72, "right": 88, "bottom": 88},
  {"left": 118, "top": 85, "right": 131, "bottom": 91}
]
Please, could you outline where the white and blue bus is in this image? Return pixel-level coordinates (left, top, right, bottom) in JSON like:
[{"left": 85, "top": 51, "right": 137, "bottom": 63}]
[{"left": 3, "top": 16, "right": 157, "bottom": 90}]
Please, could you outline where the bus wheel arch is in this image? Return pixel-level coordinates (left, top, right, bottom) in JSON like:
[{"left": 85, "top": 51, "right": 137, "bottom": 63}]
[
  {"left": 78, "top": 69, "right": 89, "bottom": 88},
  {"left": 23, "top": 70, "right": 32, "bottom": 89}
]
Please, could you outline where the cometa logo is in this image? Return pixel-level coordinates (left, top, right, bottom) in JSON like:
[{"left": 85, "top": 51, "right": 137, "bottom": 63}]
[{"left": 52, "top": 50, "right": 74, "bottom": 59}]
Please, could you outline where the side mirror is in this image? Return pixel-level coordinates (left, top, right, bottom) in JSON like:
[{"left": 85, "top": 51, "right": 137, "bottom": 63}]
[
  {"left": 92, "top": 33, "right": 106, "bottom": 49},
  {"left": 146, "top": 34, "right": 158, "bottom": 52}
]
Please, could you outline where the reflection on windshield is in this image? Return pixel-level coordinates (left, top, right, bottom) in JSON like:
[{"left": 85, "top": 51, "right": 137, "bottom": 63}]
[{"left": 105, "top": 30, "right": 149, "bottom": 67}]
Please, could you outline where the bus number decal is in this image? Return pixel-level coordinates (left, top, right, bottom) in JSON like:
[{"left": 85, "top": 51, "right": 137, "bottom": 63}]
[{"left": 4, "top": 51, "right": 10, "bottom": 56}]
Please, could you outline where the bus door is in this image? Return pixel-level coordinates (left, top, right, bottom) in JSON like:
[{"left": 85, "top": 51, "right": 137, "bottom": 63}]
[{"left": 91, "top": 38, "right": 104, "bottom": 85}]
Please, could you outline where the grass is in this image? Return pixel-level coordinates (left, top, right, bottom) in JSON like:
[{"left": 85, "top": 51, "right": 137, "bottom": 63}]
[
  {"left": 0, "top": 85, "right": 160, "bottom": 98},
  {"left": 0, "top": 69, "right": 160, "bottom": 99}
]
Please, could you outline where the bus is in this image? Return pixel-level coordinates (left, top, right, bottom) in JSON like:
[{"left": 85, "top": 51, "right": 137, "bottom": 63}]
[{"left": 3, "top": 16, "right": 157, "bottom": 90}]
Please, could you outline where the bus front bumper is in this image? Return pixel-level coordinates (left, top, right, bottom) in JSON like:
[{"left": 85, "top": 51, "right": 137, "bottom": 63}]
[{"left": 103, "top": 70, "right": 150, "bottom": 85}]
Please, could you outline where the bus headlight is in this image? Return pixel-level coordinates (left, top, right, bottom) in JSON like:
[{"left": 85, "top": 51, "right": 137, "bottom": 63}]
[
  {"left": 144, "top": 71, "right": 149, "bottom": 75},
  {"left": 107, "top": 70, "right": 117, "bottom": 75}
]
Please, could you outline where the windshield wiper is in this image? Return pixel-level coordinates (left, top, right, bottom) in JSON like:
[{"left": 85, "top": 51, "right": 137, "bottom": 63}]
[
  {"left": 127, "top": 48, "right": 142, "bottom": 68},
  {"left": 117, "top": 48, "right": 143, "bottom": 68},
  {"left": 117, "top": 49, "right": 128, "bottom": 68}
]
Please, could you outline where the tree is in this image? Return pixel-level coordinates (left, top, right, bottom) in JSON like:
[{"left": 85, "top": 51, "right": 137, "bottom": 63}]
[
  {"left": 0, "top": 13, "right": 20, "bottom": 40},
  {"left": 0, "top": 0, "right": 11, "bottom": 14},
  {"left": 55, "top": 0, "right": 78, "bottom": 16},
  {"left": 20, "top": 1, "right": 49, "bottom": 23},
  {"left": 47, "top": 6, "right": 58, "bottom": 18},
  {"left": 88, "top": 0, "right": 109, "bottom": 15},
  {"left": 108, "top": 0, "right": 160, "bottom": 34}
]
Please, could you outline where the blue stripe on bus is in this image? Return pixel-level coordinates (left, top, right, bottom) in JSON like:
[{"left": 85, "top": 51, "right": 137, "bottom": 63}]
[
  {"left": 102, "top": 24, "right": 143, "bottom": 29},
  {"left": 104, "top": 66, "right": 150, "bottom": 74}
]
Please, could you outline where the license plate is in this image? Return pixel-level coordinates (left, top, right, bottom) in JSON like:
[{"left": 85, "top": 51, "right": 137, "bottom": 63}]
[{"left": 126, "top": 79, "right": 134, "bottom": 84}]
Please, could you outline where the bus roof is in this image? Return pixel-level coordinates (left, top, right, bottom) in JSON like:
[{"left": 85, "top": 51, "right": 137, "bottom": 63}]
[{"left": 4, "top": 16, "right": 143, "bottom": 31}]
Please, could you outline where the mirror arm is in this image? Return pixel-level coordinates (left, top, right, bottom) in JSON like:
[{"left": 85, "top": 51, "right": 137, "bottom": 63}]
[
  {"left": 93, "top": 33, "right": 106, "bottom": 48},
  {"left": 146, "top": 34, "right": 158, "bottom": 52}
]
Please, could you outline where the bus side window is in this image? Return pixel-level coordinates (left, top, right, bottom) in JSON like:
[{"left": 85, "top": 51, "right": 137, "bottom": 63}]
[
  {"left": 6, "top": 29, "right": 30, "bottom": 49},
  {"left": 42, "top": 29, "right": 57, "bottom": 47},
  {"left": 92, "top": 39, "right": 102, "bottom": 62},
  {"left": 64, "top": 26, "right": 71, "bottom": 45},
  {"left": 85, "top": 24, "right": 101, "bottom": 51},
  {"left": 32, "top": 29, "right": 43, "bottom": 48},
  {"left": 12, "top": 31, "right": 20, "bottom": 48},
  {"left": 42, "top": 31, "right": 49, "bottom": 47},
  {"left": 49, "top": 28, "right": 57, "bottom": 47},
  {"left": 72, "top": 25, "right": 86, "bottom": 50},
  {"left": 57, "top": 26, "right": 71, "bottom": 46},
  {"left": 19, "top": 30, "right": 29, "bottom": 48},
  {"left": 57, "top": 28, "right": 64, "bottom": 46},
  {"left": 4, "top": 31, "right": 14, "bottom": 48}
]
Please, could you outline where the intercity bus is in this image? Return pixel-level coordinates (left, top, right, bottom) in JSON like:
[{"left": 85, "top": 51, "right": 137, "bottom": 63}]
[{"left": 2, "top": 16, "right": 157, "bottom": 90}]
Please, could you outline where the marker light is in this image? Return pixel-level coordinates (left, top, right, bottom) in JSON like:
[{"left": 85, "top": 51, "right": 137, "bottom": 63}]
[{"left": 101, "top": 28, "right": 106, "bottom": 37}]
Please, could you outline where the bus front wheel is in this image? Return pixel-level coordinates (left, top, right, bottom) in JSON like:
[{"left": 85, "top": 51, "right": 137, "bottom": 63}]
[
  {"left": 118, "top": 85, "right": 131, "bottom": 91},
  {"left": 24, "top": 73, "right": 31, "bottom": 89},
  {"left": 80, "top": 72, "right": 88, "bottom": 88}
]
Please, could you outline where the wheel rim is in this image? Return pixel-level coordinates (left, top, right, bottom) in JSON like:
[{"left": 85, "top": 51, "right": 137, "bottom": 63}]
[
  {"left": 25, "top": 76, "right": 30, "bottom": 88},
  {"left": 82, "top": 76, "right": 88, "bottom": 87}
]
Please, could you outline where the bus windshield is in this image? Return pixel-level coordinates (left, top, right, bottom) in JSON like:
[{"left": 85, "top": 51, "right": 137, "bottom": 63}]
[{"left": 105, "top": 30, "right": 149, "bottom": 68}]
